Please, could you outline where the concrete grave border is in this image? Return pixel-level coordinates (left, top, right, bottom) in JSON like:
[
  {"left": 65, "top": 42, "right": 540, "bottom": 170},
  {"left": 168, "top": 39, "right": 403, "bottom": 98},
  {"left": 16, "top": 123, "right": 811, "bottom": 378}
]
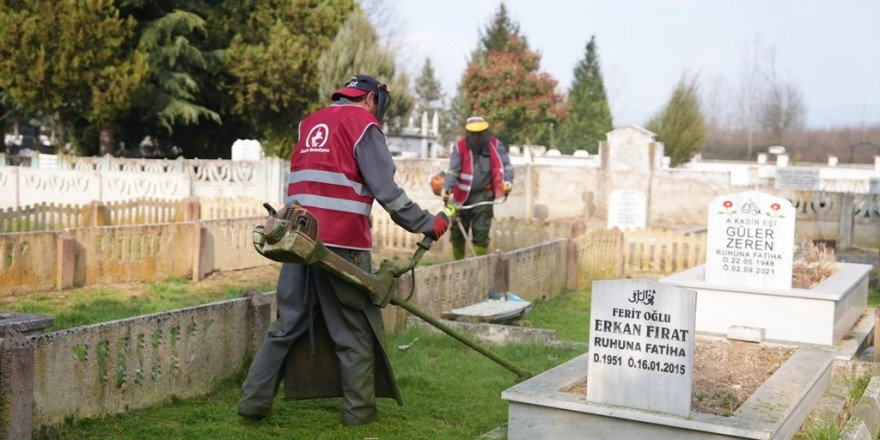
[{"left": 502, "top": 339, "right": 835, "bottom": 440}]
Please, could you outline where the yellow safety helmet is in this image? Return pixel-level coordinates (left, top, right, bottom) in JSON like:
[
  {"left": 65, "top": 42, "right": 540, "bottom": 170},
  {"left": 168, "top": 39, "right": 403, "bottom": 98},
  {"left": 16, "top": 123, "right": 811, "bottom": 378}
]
[{"left": 465, "top": 116, "right": 489, "bottom": 133}]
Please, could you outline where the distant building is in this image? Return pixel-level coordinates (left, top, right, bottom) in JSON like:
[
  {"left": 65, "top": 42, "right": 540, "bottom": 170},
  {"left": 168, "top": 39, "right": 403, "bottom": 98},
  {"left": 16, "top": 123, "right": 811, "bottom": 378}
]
[{"left": 386, "top": 110, "right": 442, "bottom": 158}]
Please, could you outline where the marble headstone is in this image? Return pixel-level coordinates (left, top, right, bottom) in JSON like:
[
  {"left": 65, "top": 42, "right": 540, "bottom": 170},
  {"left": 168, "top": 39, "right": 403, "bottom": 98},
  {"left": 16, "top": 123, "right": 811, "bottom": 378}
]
[
  {"left": 587, "top": 279, "right": 696, "bottom": 416},
  {"left": 705, "top": 191, "right": 795, "bottom": 289}
]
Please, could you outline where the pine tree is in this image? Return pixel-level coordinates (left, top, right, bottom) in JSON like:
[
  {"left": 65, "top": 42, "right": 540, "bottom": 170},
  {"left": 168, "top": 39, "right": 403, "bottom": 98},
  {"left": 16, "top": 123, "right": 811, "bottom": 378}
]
[
  {"left": 479, "top": 2, "right": 522, "bottom": 55},
  {"left": 136, "top": 10, "right": 221, "bottom": 134},
  {"left": 414, "top": 57, "right": 443, "bottom": 115},
  {"left": 558, "top": 35, "right": 613, "bottom": 154},
  {"left": 646, "top": 73, "right": 708, "bottom": 167}
]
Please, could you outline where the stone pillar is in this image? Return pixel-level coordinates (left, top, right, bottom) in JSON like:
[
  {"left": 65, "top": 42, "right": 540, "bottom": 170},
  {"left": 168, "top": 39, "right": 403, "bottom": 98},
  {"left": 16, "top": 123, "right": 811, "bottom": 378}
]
[
  {"left": 183, "top": 196, "right": 201, "bottom": 222},
  {"left": 56, "top": 231, "right": 75, "bottom": 290},
  {"left": 566, "top": 239, "right": 579, "bottom": 292},
  {"left": 838, "top": 194, "right": 853, "bottom": 250},
  {"left": 0, "top": 313, "right": 53, "bottom": 439},
  {"left": 193, "top": 221, "right": 208, "bottom": 281},
  {"left": 89, "top": 200, "right": 108, "bottom": 226},
  {"left": 492, "top": 251, "right": 510, "bottom": 298},
  {"left": 242, "top": 290, "right": 272, "bottom": 353}
]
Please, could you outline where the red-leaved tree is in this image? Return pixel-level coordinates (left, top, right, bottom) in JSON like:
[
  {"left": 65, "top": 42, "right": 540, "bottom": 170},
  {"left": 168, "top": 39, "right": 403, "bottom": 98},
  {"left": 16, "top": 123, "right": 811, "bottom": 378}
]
[{"left": 460, "top": 36, "right": 565, "bottom": 146}]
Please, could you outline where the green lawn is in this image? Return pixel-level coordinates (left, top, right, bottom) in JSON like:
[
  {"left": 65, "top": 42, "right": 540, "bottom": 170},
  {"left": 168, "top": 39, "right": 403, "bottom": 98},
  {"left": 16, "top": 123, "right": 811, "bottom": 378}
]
[
  {"left": 14, "top": 278, "right": 591, "bottom": 440},
  {"left": 14, "top": 272, "right": 880, "bottom": 439}
]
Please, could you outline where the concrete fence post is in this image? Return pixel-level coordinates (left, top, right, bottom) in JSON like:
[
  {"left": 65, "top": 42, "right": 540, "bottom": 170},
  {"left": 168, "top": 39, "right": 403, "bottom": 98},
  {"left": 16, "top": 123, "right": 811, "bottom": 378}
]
[
  {"left": 493, "top": 251, "right": 510, "bottom": 297},
  {"left": 0, "top": 315, "right": 52, "bottom": 440},
  {"left": 566, "top": 239, "right": 578, "bottom": 293},
  {"left": 242, "top": 289, "right": 272, "bottom": 354},
  {"left": 56, "top": 231, "right": 75, "bottom": 290},
  {"left": 183, "top": 197, "right": 201, "bottom": 222},
  {"left": 89, "top": 200, "right": 108, "bottom": 227},
  {"left": 839, "top": 194, "right": 854, "bottom": 250},
  {"left": 193, "top": 222, "right": 208, "bottom": 281},
  {"left": 566, "top": 221, "right": 587, "bottom": 292},
  {"left": 0, "top": 330, "right": 34, "bottom": 440}
]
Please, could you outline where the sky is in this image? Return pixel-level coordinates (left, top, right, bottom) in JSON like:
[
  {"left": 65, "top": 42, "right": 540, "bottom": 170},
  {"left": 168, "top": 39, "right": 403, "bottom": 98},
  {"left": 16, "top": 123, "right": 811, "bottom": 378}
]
[{"left": 391, "top": 0, "right": 880, "bottom": 129}]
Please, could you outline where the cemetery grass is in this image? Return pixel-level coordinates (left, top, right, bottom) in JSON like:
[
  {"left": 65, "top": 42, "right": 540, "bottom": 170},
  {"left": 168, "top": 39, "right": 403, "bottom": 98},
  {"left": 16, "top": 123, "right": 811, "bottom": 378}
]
[
  {"left": 9, "top": 264, "right": 880, "bottom": 438},
  {"left": 36, "top": 327, "right": 584, "bottom": 440},
  {"left": 13, "top": 264, "right": 581, "bottom": 439}
]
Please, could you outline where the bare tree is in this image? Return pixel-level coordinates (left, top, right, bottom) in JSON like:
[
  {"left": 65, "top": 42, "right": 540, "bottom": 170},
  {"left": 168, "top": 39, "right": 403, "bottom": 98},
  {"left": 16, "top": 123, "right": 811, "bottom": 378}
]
[
  {"left": 761, "top": 79, "right": 806, "bottom": 146},
  {"left": 734, "top": 35, "right": 769, "bottom": 160},
  {"left": 733, "top": 34, "right": 807, "bottom": 156}
]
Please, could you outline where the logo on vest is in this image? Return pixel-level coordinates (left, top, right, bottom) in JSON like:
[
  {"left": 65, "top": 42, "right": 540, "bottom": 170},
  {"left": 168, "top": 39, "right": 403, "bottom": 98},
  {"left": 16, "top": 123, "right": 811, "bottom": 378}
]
[{"left": 302, "top": 123, "right": 330, "bottom": 153}]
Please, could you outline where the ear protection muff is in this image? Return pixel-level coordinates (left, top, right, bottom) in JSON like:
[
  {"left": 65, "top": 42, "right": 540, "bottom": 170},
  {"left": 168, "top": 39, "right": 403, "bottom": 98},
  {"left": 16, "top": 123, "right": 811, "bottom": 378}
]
[{"left": 376, "top": 84, "right": 392, "bottom": 124}]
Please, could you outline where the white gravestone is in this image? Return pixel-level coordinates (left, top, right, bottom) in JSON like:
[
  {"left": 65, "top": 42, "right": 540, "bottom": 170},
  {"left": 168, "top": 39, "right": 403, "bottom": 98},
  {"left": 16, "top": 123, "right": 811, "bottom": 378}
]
[
  {"left": 607, "top": 188, "right": 647, "bottom": 230},
  {"left": 705, "top": 191, "right": 795, "bottom": 289},
  {"left": 587, "top": 279, "right": 696, "bottom": 416},
  {"left": 231, "top": 139, "right": 263, "bottom": 161}
]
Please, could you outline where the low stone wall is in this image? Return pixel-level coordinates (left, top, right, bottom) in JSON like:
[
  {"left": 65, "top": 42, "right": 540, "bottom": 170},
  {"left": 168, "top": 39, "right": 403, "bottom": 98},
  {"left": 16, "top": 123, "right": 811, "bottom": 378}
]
[
  {"left": 0, "top": 292, "right": 270, "bottom": 438},
  {"left": 0, "top": 217, "right": 269, "bottom": 297}
]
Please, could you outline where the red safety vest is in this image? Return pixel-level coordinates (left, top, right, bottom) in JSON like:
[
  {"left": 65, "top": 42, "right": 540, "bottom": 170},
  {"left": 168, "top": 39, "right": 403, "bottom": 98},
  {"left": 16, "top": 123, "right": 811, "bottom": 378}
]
[
  {"left": 451, "top": 137, "right": 505, "bottom": 205},
  {"left": 287, "top": 104, "right": 377, "bottom": 250}
]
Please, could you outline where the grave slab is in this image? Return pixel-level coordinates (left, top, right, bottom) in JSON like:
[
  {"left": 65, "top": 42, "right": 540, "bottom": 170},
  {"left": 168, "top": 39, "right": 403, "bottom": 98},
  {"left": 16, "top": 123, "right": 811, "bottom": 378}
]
[
  {"left": 441, "top": 298, "right": 531, "bottom": 323},
  {"left": 503, "top": 340, "right": 835, "bottom": 440},
  {"left": 660, "top": 262, "right": 870, "bottom": 346}
]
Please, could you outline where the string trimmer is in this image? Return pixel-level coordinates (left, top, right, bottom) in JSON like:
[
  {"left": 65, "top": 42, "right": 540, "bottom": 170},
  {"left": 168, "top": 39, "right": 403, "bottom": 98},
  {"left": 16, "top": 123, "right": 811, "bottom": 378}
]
[{"left": 252, "top": 202, "right": 532, "bottom": 382}]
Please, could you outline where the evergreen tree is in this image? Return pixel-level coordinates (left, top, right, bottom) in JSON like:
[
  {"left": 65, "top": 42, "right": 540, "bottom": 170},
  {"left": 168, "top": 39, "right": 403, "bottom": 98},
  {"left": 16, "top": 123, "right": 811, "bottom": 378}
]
[
  {"left": 478, "top": 2, "right": 522, "bottom": 55},
  {"left": 461, "top": 36, "right": 564, "bottom": 145},
  {"left": 221, "top": 0, "right": 355, "bottom": 158},
  {"left": 451, "top": 1, "right": 523, "bottom": 131},
  {"left": 457, "top": 5, "right": 564, "bottom": 146},
  {"left": 0, "top": 0, "right": 146, "bottom": 153},
  {"left": 646, "top": 73, "right": 708, "bottom": 167},
  {"left": 558, "top": 35, "right": 613, "bottom": 154},
  {"left": 316, "top": 8, "right": 415, "bottom": 137},
  {"left": 414, "top": 57, "right": 443, "bottom": 115},
  {"left": 135, "top": 10, "right": 221, "bottom": 135}
]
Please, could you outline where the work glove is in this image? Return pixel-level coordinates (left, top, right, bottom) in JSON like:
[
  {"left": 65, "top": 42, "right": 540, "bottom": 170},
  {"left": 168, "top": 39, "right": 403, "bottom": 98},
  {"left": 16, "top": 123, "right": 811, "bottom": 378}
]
[
  {"left": 503, "top": 181, "right": 512, "bottom": 196},
  {"left": 442, "top": 203, "right": 456, "bottom": 218},
  {"left": 441, "top": 188, "right": 451, "bottom": 203},
  {"left": 430, "top": 212, "right": 450, "bottom": 239}
]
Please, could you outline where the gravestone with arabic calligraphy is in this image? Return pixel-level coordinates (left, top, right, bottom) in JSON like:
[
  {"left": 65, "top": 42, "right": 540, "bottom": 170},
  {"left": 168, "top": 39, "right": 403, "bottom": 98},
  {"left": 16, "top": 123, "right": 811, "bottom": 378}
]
[
  {"left": 705, "top": 191, "right": 795, "bottom": 289},
  {"left": 587, "top": 279, "right": 696, "bottom": 416}
]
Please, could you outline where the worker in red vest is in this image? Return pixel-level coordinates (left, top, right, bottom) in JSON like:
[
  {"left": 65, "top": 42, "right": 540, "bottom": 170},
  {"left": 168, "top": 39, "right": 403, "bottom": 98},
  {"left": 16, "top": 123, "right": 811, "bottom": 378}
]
[
  {"left": 442, "top": 116, "right": 514, "bottom": 260},
  {"left": 239, "top": 74, "right": 451, "bottom": 426}
]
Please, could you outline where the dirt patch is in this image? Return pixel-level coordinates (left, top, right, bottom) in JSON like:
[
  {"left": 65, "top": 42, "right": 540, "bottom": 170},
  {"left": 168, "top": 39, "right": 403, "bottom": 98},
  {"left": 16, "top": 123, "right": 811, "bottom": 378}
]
[{"left": 562, "top": 337, "right": 795, "bottom": 416}]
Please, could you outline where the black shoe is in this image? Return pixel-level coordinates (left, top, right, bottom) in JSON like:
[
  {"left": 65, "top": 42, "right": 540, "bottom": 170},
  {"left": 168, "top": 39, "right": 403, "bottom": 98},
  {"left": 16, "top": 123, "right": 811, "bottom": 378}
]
[
  {"left": 238, "top": 403, "right": 269, "bottom": 421},
  {"left": 343, "top": 412, "right": 377, "bottom": 426}
]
